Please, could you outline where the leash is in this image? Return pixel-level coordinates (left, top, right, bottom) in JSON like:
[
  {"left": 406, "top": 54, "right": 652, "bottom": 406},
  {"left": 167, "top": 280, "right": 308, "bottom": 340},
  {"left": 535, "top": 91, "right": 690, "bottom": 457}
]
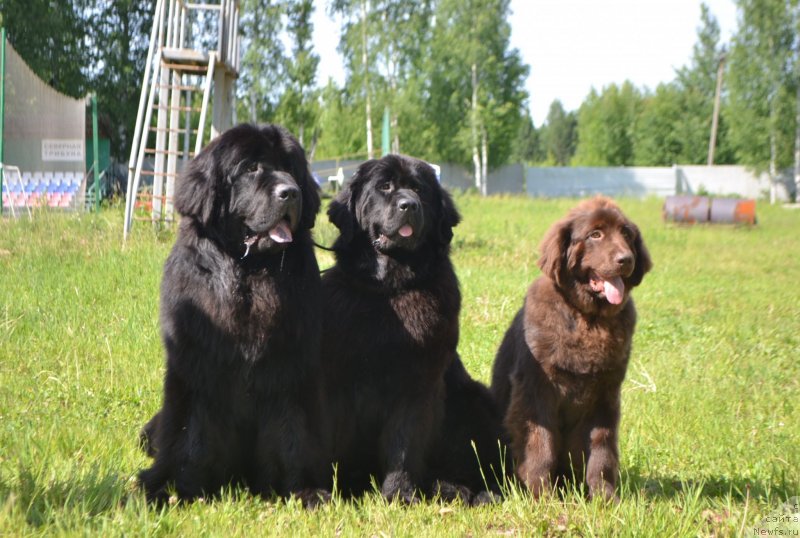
[
  {"left": 313, "top": 241, "right": 336, "bottom": 252},
  {"left": 313, "top": 241, "right": 336, "bottom": 275}
]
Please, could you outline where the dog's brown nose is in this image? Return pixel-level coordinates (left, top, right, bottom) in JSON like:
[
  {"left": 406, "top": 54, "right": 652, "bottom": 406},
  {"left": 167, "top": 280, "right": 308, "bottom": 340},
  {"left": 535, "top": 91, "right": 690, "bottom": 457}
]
[
  {"left": 276, "top": 184, "right": 299, "bottom": 201},
  {"left": 616, "top": 252, "right": 633, "bottom": 267}
]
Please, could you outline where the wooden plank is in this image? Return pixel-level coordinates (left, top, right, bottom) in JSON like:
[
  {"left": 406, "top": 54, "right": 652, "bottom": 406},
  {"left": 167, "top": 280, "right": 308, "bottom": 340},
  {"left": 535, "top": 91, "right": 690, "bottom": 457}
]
[{"left": 162, "top": 48, "right": 209, "bottom": 66}]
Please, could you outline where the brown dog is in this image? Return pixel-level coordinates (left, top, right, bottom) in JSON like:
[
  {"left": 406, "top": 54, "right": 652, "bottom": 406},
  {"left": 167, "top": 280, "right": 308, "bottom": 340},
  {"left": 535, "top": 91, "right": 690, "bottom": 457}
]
[{"left": 491, "top": 197, "right": 651, "bottom": 500}]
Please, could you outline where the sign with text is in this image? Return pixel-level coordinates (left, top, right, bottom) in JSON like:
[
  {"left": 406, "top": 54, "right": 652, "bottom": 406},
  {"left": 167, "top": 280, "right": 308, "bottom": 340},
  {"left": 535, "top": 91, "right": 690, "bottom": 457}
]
[{"left": 42, "top": 139, "right": 84, "bottom": 162}]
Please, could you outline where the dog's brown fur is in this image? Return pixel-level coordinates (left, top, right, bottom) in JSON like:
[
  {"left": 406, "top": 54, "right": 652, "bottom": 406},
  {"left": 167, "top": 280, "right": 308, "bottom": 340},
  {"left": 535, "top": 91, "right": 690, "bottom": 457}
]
[{"left": 491, "top": 197, "right": 651, "bottom": 500}]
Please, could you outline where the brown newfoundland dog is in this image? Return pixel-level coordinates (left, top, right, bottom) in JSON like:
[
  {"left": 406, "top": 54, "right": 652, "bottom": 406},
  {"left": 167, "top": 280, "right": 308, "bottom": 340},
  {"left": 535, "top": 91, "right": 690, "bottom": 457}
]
[
  {"left": 138, "top": 124, "right": 328, "bottom": 505},
  {"left": 321, "top": 155, "right": 507, "bottom": 503},
  {"left": 491, "top": 197, "right": 651, "bottom": 500}
]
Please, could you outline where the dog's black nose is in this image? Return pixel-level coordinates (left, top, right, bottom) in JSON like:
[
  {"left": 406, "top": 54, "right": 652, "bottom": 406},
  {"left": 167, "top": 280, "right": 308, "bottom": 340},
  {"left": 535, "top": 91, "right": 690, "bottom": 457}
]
[
  {"left": 616, "top": 252, "right": 633, "bottom": 266},
  {"left": 397, "top": 197, "right": 419, "bottom": 212},
  {"left": 275, "top": 184, "right": 299, "bottom": 201}
]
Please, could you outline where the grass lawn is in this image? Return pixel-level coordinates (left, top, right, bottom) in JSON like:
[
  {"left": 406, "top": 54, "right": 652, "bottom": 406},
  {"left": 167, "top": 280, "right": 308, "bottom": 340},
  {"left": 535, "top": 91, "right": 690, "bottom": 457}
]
[{"left": 1, "top": 195, "right": 798, "bottom": 536}]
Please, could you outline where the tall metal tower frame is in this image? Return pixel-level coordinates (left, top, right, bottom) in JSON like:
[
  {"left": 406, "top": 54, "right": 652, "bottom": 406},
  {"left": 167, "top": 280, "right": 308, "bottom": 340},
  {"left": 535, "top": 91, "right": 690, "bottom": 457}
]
[{"left": 124, "top": 0, "right": 240, "bottom": 240}]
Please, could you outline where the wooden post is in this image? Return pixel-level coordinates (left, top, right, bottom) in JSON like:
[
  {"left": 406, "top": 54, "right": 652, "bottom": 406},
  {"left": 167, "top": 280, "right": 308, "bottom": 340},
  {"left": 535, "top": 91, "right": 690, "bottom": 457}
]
[
  {"left": 92, "top": 94, "right": 100, "bottom": 212},
  {"left": 707, "top": 50, "right": 725, "bottom": 166}
]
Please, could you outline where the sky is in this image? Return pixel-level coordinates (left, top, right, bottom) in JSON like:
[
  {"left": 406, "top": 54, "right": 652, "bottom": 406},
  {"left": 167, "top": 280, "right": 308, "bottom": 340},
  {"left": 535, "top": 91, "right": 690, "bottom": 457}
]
[{"left": 311, "top": 0, "right": 739, "bottom": 126}]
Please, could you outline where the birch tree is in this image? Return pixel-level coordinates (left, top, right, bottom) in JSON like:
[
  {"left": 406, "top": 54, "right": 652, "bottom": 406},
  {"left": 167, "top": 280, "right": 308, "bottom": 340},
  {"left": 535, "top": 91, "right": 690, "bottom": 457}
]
[
  {"left": 427, "top": 0, "right": 528, "bottom": 193},
  {"left": 727, "top": 0, "right": 797, "bottom": 201},
  {"left": 276, "top": 0, "right": 320, "bottom": 151},
  {"left": 330, "top": 0, "right": 375, "bottom": 159}
]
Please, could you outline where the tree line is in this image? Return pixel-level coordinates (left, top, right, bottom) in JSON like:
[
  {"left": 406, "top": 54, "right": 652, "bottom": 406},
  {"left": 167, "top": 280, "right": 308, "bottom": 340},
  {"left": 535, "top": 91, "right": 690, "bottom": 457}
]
[
  {"left": 519, "top": 0, "right": 799, "bottom": 186},
  {"left": 0, "top": 0, "right": 797, "bottom": 192}
]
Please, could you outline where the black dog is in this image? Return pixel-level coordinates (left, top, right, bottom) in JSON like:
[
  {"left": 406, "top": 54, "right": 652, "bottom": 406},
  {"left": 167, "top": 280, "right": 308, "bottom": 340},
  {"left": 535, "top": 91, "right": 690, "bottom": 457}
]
[
  {"left": 320, "top": 154, "right": 506, "bottom": 503},
  {"left": 138, "top": 124, "right": 328, "bottom": 505}
]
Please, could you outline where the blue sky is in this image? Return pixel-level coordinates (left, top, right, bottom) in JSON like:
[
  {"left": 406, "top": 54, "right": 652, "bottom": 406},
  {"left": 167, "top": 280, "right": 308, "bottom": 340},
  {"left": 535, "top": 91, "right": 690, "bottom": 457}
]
[{"left": 311, "top": 0, "right": 738, "bottom": 126}]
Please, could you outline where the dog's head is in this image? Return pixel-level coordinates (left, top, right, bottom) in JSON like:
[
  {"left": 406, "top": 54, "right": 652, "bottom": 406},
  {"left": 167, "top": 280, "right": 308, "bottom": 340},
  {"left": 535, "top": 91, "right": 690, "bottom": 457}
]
[
  {"left": 174, "top": 124, "right": 320, "bottom": 257},
  {"left": 328, "top": 154, "right": 460, "bottom": 253},
  {"left": 538, "top": 197, "right": 651, "bottom": 309}
]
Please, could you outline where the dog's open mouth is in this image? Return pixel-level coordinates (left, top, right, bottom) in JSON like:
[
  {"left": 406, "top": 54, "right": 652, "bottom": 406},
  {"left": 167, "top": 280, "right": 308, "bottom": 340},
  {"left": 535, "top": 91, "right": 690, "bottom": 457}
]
[
  {"left": 243, "top": 218, "right": 293, "bottom": 258},
  {"left": 589, "top": 273, "right": 625, "bottom": 305},
  {"left": 374, "top": 224, "right": 416, "bottom": 250},
  {"left": 397, "top": 225, "right": 414, "bottom": 238},
  {"left": 378, "top": 225, "right": 413, "bottom": 241}
]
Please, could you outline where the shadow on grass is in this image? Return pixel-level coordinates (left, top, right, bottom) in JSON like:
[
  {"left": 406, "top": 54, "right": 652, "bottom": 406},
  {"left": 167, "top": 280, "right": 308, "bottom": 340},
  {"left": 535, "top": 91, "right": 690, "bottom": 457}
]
[
  {"left": 0, "top": 468, "right": 132, "bottom": 528},
  {"left": 621, "top": 465, "right": 798, "bottom": 502}
]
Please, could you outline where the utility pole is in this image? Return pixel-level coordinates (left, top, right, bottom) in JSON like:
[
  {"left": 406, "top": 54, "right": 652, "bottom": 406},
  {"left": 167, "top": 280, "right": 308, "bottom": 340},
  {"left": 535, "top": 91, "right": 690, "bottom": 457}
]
[{"left": 707, "top": 49, "right": 726, "bottom": 166}]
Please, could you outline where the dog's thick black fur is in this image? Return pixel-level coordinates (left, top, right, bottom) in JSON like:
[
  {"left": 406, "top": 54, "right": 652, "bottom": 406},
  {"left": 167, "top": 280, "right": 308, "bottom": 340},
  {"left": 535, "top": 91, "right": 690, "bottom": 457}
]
[
  {"left": 138, "top": 124, "right": 328, "bottom": 505},
  {"left": 320, "top": 154, "right": 507, "bottom": 503}
]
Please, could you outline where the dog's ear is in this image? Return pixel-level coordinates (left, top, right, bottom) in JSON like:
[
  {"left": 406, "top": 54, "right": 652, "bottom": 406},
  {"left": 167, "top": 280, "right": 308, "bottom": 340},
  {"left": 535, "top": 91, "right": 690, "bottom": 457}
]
[
  {"left": 537, "top": 217, "right": 573, "bottom": 288},
  {"left": 628, "top": 224, "right": 652, "bottom": 287},
  {"left": 268, "top": 125, "right": 320, "bottom": 230},
  {"left": 327, "top": 173, "right": 361, "bottom": 247},
  {"left": 174, "top": 142, "right": 220, "bottom": 226},
  {"left": 437, "top": 187, "right": 461, "bottom": 244},
  {"left": 299, "top": 167, "right": 321, "bottom": 230}
]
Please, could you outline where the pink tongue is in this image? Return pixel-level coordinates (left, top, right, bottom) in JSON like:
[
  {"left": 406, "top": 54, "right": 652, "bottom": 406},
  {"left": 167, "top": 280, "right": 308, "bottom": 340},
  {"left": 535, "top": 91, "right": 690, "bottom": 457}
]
[
  {"left": 604, "top": 277, "right": 625, "bottom": 305},
  {"left": 398, "top": 225, "right": 413, "bottom": 238},
  {"left": 268, "top": 221, "right": 293, "bottom": 244}
]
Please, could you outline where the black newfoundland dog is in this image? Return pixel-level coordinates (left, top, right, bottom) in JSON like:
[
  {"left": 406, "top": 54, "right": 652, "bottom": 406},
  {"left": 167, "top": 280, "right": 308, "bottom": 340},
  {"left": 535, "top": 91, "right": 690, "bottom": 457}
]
[
  {"left": 138, "top": 124, "right": 328, "bottom": 505},
  {"left": 320, "top": 154, "right": 507, "bottom": 503},
  {"left": 491, "top": 197, "right": 651, "bottom": 500}
]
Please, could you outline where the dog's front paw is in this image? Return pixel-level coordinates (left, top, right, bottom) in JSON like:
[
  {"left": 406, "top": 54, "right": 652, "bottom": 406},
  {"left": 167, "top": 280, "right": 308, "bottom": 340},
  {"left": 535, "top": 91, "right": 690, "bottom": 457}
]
[
  {"left": 381, "top": 472, "right": 419, "bottom": 504},
  {"left": 588, "top": 479, "right": 618, "bottom": 503},
  {"left": 432, "top": 480, "right": 472, "bottom": 504},
  {"left": 471, "top": 490, "right": 503, "bottom": 506},
  {"left": 294, "top": 488, "right": 332, "bottom": 509}
]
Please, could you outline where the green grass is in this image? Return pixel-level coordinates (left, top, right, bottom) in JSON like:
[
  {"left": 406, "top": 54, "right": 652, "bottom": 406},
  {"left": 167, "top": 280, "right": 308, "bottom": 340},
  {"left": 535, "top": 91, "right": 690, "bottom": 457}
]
[{"left": 1, "top": 196, "right": 798, "bottom": 536}]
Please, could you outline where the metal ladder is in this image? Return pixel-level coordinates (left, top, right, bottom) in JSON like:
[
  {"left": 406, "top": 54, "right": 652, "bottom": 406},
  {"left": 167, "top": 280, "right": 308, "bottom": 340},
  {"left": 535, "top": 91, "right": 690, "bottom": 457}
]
[{"left": 124, "top": 0, "right": 240, "bottom": 240}]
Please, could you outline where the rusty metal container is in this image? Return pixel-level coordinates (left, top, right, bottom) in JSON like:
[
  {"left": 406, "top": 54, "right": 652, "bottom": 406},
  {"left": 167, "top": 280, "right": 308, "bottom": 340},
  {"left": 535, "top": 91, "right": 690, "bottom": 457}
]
[
  {"left": 710, "top": 198, "right": 757, "bottom": 225},
  {"left": 663, "top": 195, "right": 756, "bottom": 225},
  {"left": 663, "top": 196, "right": 710, "bottom": 223}
]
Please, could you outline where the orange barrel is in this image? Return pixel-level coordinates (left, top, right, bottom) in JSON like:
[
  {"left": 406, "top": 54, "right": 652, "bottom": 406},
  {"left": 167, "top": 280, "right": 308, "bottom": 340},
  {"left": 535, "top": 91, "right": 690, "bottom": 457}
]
[
  {"left": 663, "top": 195, "right": 710, "bottom": 223},
  {"left": 710, "top": 198, "right": 756, "bottom": 225}
]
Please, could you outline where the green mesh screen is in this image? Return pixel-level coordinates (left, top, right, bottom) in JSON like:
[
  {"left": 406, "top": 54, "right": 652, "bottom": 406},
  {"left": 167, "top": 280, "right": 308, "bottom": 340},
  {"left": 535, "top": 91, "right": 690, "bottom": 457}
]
[{"left": 3, "top": 37, "right": 86, "bottom": 175}]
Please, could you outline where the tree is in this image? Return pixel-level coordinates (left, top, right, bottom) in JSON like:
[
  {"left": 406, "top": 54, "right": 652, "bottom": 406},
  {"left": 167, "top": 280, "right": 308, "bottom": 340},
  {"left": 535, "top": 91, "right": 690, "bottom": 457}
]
[
  {"left": 329, "top": 0, "right": 435, "bottom": 159},
  {"left": 510, "top": 110, "right": 544, "bottom": 164},
  {"left": 275, "top": 0, "right": 320, "bottom": 151},
  {"left": 540, "top": 100, "right": 577, "bottom": 166},
  {"left": 726, "top": 0, "right": 797, "bottom": 197},
  {"left": 329, "top": 0, "right": 377, "bottom": 159},
  {"left": 630, "top": 4, "right": 735, "bottom": 167},
  {"left": 573, "top": 82, "right": 642, "bottom": 166},
  {"left": 791, "top": 1, "right": 800, "bottom": 196},
  {"left": 674, "top": 3, "right": 731, "bottom": 164},
  {"left": 0, "top": 0, "right": 154, "bottom": 159},
  {"left": 633, "top": 83, "right": 684, "bottom": 166},
  {"left": 371, "top": 0, "right": 434, "bottom": 153},
  {"left": 313, "top": 80, "right": 368, "bottom": 160},
  {"left": 0, "top": 0, "right": 90, "bottom": 97},
  {"left": 85, "top": 0, "right": 154, "bottom": 159},
  {"left": 426, "top": 0, "right": 528, "bottom": 192},
  {"left": 237, "top": 0, "right": 285, "bottom": 123}
]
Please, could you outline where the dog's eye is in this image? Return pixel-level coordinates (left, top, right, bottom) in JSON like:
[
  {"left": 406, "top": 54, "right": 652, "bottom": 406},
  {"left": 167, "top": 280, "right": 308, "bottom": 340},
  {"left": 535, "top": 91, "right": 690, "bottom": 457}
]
[
  {"left": 378, "top": 181, "right": 392, "bottom": 192},
  {"left": 589, "top": 230, "right": 603, "bottom": 240},
  {"left": 621, "top": 227, "right": 634, "bottom": 241},
  {"left": 247, "top": 162, "right": 259, "bottom": 173}
]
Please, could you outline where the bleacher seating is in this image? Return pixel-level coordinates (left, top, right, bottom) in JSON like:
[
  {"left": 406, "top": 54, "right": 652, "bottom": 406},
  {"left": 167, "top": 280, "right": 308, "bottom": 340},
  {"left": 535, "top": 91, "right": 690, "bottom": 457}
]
[{"left": 2, "top": 170, "right": 85, "bottom": 210}]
